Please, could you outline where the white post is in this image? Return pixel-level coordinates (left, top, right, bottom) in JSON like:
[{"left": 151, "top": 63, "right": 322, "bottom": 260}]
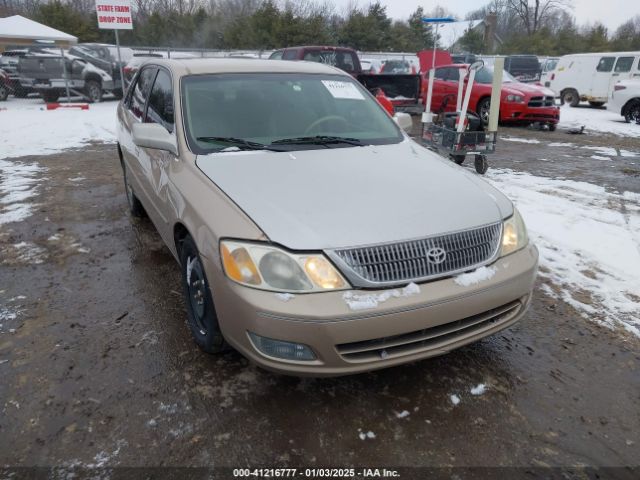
[
  {"left": 60, "top": 47, "right": 71, "bottom": 103},
  {"left": 456, "top": 68, "right": 466, "bottom": 112},
  {"left": 422, "top": 69, "right": 435, "bottom": 124},
  {"left": 431, "top": 23, "right": 439, "bottom": 71},
  {"left": 114, "top": 29, "right": 126, "bottom": 98},
  {"left": 488, "top": 57, "right": 504, "bottom": 132},
  {"left": 457, "top": 68, "right": 477, "bottom": 133}
]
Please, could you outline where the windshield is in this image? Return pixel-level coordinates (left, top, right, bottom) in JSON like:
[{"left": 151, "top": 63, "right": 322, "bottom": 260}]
[
  {"left": 474, "top": 66, "right": 516, "bottom": 84},
  {"left": 181, "top": 73, "right": 403, "bottom": 154}
]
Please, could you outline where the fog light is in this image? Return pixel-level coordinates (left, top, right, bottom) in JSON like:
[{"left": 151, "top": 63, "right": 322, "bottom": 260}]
[{"left": 248, "top": 332, "right": 316, "bottom": 361}]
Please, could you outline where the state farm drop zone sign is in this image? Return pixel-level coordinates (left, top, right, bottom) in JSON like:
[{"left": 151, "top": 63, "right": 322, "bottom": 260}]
[{"left": 96, "top": 0, "right": 133, "bottom": 29}]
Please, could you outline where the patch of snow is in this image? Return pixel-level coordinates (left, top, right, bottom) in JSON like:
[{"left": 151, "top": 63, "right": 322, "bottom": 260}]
[
  {"left": 343, "top": 282, "right": 421, "bottom": 311},
  {"left": 501, "top": 136, "right": 540, "bottom": 144},
  {"left": 590, "top": 155, "right": 611, "bottom": 161},
  {"left": 559, "top": 104, "right": 640, "bottom": 137},
  {"left": 0, "top": 159, "right": 45, "bottom": 225},
  {"left": 275, "top": 293, "right": 295, "bottom": 302},
  {"left": 450, "top": 394, "right": 461, "bottom": 405},
  {"left": 548, "top": 142, "right": 575, "bottom": 147},
  {"left": 0, "top": 99, "right": 117, "bottom": 159},
  {"left": 359, "top": 430, "right": 376, "bottom": 440},
  {"left": 395, "top": 410, "right": 410, "bottom": 419},
  {"left": 4, "top": 242, "right": 47, "bottom": 265},
  {"left": 454, "top": 266, "right": 497, "bottom": 287},
  {"left": 486, "top": 168, "right": 640, "bottom": 336},
  {"left": 470, "top": 384, "right": 487, "bottom": 396},
  {"left": 68, "top": 176, "right": 86, "bottom": 182},
  {"left": 221, "top": 146, "right": 241, "bottom": 152}
]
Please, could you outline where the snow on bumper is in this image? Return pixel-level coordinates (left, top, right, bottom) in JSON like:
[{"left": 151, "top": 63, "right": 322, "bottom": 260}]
[{"left": 207, "top": 243, "right": 539, "bottom": 376}]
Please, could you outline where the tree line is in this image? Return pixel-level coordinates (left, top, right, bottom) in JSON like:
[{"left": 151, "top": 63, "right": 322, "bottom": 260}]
[{"left": 1, "top": 0, "right": 639, "bottom": 55}]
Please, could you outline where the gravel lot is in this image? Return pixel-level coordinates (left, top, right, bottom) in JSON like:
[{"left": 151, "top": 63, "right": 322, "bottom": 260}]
[{"left": 0, "top": 99, "right": 639, "bottom": 478}]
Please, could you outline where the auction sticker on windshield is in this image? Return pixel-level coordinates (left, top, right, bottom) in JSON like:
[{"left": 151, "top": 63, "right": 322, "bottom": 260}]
[{"left": 321, "top": 80, "right": 364, "bottom": 100}]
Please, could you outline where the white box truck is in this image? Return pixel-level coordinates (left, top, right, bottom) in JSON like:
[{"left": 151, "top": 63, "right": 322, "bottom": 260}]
[{"left": 547, "top": 52, "right": 640, "bottom": 107}]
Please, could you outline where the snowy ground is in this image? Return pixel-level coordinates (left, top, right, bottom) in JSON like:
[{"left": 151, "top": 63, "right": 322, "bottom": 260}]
[
  {"left": 0, "top": 98, "right": 117, "bottom": 159},
  {"left": 0, "top": 97, "right": 638, "bottom": 337},
  {"left": 558, "top": 103, "right": 639, "bottom": 137}
]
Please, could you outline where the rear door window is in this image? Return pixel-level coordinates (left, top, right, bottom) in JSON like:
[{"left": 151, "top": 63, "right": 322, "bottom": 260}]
[
  {"left": 282, "top": 49, "right": 297, "bottom": 60},
  {"left": 596, "top": 57, "right": 615, "bottom": 72},
  {"left": 145, "top": 69, "right": 174, "bottom": 133},
  {"left": 614, "top": 57, "right": 634, "bottom": 72},
  {"left": 129, "top": 67, "right": 157, "bottom": 120},
  {"left": 434, "top": 68, "right": 448, "bottom": 80}
]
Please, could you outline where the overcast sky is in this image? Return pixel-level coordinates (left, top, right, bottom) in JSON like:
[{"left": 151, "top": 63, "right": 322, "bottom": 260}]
[{"left": 331, "top": 0, "right": 637, "bottom": 32}]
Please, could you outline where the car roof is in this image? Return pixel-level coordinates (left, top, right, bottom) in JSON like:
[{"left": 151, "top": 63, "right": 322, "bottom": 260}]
[{"left": 143, "top": 58, "right": 349, "bottom": 77}]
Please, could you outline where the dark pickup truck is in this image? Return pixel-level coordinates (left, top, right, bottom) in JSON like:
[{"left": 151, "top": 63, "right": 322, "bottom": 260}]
[
  {"left": 270, "top": 45, "right": 423, "bottom": 114},
  {"left": 18, "top": 53, "right": 115, "bottom": 102}
]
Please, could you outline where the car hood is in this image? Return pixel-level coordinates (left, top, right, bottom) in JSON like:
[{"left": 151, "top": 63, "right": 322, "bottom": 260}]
[
  {"left": 195, "top": 139, "right": 513, "bottom": 250},
  {"left": 503, "top": 82, "right": 554, "bottom": 97}
]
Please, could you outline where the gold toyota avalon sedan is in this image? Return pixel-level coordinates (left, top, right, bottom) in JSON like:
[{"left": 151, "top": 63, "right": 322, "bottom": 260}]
[{"left": 116, "top": 58, "right": 538, "bottom": 376}]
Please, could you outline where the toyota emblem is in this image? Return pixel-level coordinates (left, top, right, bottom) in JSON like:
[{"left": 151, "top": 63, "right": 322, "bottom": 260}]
[{"left": 426, "top": 247, "right": 446, "bottom": 265}]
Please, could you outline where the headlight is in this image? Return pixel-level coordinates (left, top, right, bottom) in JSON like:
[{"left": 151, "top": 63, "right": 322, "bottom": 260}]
[
  {"left": 220, "top": 240, "right": 348, "bottom": 292},
  {"left": 501, "top": 208, "right": 529, "bottom": 256},
  {"left": 505, "top": 94, "right": 524, "bottom": 103}
]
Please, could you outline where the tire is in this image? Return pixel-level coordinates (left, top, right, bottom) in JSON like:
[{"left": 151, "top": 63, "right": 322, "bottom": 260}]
[
  {"left": 474, "top": 155, "right": 488, "bottom": 175},
  {"left": 476, "top": 97, "right": 491, "bottom": 125},
  {"left": 548, "top": 123, "right": 557, "bottom": 132},
  {"left": 40, "top": 90, "right": 60, "bottom": 103},
  {"left": 623, "top": 100, "right": 640, "bottom": 124},
  {"left": 112, "top": 88, "right": 124, "bottom": 100},
  {"left": 85, "top": 80, "right": 102, "bottom": 103},
  {"left": 451, "top": 155, "right": 465, "bottom": 165},
  {"left": 588, "top": 101, "right": 605, "bottom": 108},
  {"left": 179, "top": 236, "right": 227, "bottom": 354},
  {"left": 122, "top": 162, "right": 145, "bottom": 217},
  {"left": 561, "top": 89, "right": 579, "bottom": 107},
  {"left": 0, "top": 84, "right": 8, "bottom": 101}
]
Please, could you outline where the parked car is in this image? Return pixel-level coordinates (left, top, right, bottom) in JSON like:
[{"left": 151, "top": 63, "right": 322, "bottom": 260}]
[
  {"left": 360, "top": 58, "right": 382, "bottom": 74},
  {"left": 548, "top": 52, "right": 640, "bottom": 107},
  {"left": 504, "top": 55, "right": 541, "bottom": 83},
  {"left": 69, "top": 43, "right": 135, "bottom": 97},
  {"left": 18, "top": 52, "right": 114, "bottom": 103},
  {"left": 381, "top": 59, "right": 415, "bottom": 74},
  {"left": 117, "top": 58, "right": 538, "bottom": 375},
  {"left": 538, "top": 56, "right": 559, "bottom": 86},
  {"left": 0, "top": 49, "right": 36, "bottom": 97},
  {"left": 607, "top": 79, "right": 640, "bottom": 123},
  {"left": 123, "top": 53, "right": 163, "bottom": 86},
  {"left": 0, "top": 68, "right": 12, "bottom": 101},
  {"left": 269, "top": 46, "right": 362, "bottom": 75},
  {"left": 424, "top": 64, "right": 560, "bottom": 129}
]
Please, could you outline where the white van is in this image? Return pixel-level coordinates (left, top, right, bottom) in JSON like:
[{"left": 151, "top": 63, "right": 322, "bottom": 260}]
[{"left": 547, "top": 52, "right": 640, "bottom": 107}]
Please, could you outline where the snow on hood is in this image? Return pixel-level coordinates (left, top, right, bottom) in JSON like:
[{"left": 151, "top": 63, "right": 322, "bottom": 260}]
[
  {"left": 503, "top": 82, "right": 555, "bottom": 97},
  {"left": 195, "top": 139, "right": 513, "bottom": 250}
]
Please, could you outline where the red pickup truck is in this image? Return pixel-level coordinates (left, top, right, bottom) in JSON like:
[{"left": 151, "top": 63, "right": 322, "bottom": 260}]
[{"left": 424, "top": 63, "right": 560, "bottom": 129}]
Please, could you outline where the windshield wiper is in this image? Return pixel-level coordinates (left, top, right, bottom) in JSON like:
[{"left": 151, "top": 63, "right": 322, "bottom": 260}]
[
  {"left": 196, "top": 136, "right": 286, "bottom": 152},
  {"left": 271, "top": 135, "right": 365, "bottom": 147}
]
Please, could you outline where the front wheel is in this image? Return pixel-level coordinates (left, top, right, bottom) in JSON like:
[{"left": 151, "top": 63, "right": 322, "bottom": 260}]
[
  {"left": 451, "top": 155, "right": 465, "bottom": 165},
  {"left": 85, "top": 80, "right": 102, "bottom": 103},
  {"left": 588, "top": 101, "right": 605, "bottom": 108},
  {"left": 0, "top": 84, "right": 8, "bottom": 101},
  {"left": 40, "top": 90, "right": 60, "bottom": 103},
  {"left": 548, "top": 123, "right": 557, "bottom": 132},
  {"left": 179, "top": 236, "right": 228, "bottom": 354},
  {"left": 623, "top": 100, "right": 640, "bottom": 124},
  {"left": 561, "top": 89, "right": 579, "bottom": 107},
  {"left": 476, "top": 98, "right": 491, "bottom": 125}
]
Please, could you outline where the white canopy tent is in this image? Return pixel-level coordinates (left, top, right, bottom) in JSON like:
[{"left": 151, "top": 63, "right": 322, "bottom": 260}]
[{"left": 0, "top": 15, "right": 77, "bottom": 50}]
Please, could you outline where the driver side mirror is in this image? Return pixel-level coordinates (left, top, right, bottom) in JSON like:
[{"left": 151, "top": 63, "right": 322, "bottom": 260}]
[
  {"left": 393, "top": 112, "right": 412, "bottom": 132},
  {"left": 132, "top": 123, "right": 178, "bottom": 155}
]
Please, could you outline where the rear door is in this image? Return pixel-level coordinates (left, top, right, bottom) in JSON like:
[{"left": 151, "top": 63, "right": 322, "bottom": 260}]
[
  {"left": 142, "top": 67, "right": 176, "bottom": 240},
  {"left": 590, "top": 56, "right": 616, "bottom": 100},
  {"left": 120, "top": 66, "right": 158, "bottom": 209},
  {"left": 612, "top": 56, "right": 636, "bottom": 85}
]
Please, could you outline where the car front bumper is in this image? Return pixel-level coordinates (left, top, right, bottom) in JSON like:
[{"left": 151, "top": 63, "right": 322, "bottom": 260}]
[
  {"left": 501, "top": 104, "right": 560, "bottom": 124},
  {"left": 207, "top": 243, "right": 539, "bottom": 376}
]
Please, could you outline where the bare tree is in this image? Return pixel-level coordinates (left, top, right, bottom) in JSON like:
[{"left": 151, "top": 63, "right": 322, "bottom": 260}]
[{"left": 506, "top": 0, "right": 572, "bottom": 34}]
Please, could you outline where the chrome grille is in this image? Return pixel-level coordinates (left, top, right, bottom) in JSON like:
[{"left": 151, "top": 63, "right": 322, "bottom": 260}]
[
  {"left": 528, "top": 96, "right": 555, "bottom": 107},
  {"left": 330, "top": 222, "right": 502, "bottom": 286}
]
